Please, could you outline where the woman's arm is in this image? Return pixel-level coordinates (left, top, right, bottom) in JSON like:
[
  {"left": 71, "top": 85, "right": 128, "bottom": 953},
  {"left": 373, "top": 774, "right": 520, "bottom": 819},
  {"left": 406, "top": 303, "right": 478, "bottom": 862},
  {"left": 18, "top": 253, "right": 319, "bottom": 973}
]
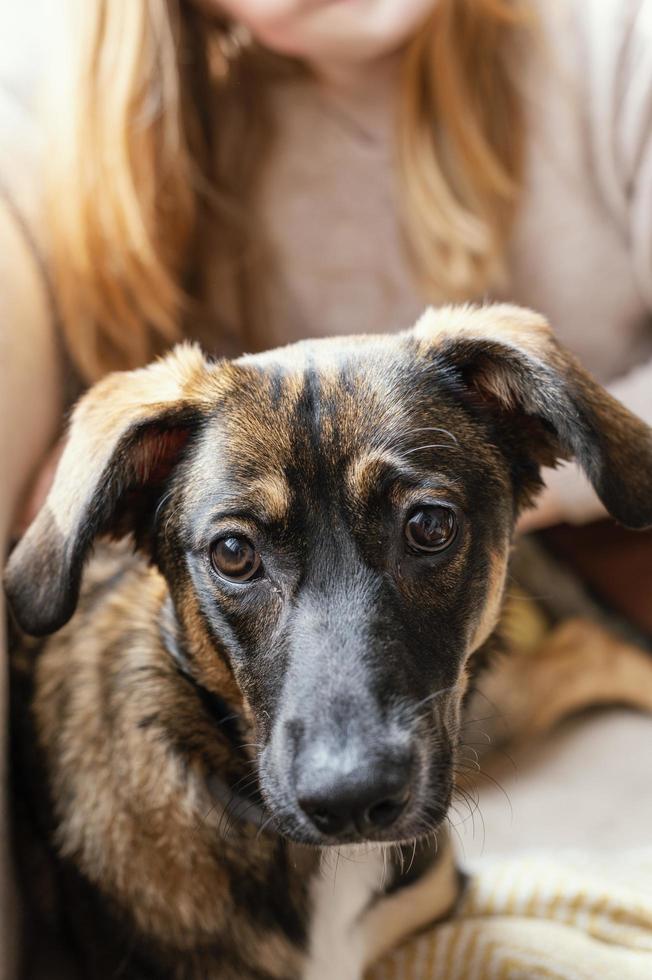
[
  {"left": 521, "top": 0, "right": 652, "bottom": 532},
  {"left": 0, "top": 194, "right": 64, "bottom": 979},
  {"left": 0, "top": 200, "right": 63, "bottom": 538}
]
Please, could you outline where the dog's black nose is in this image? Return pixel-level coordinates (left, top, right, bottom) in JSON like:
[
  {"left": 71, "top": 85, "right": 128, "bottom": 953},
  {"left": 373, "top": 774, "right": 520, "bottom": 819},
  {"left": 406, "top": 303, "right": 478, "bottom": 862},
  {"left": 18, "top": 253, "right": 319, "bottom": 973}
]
[{"left": 296, "top": 755, "right": 411, "bottom": 838}]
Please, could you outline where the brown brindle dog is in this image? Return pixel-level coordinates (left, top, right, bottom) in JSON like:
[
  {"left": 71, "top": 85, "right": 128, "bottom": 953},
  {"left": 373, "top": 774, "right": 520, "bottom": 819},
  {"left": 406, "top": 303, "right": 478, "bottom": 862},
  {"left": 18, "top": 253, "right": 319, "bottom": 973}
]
[{"left": 6, "top": 304, "right": 652, "bottom": 980}]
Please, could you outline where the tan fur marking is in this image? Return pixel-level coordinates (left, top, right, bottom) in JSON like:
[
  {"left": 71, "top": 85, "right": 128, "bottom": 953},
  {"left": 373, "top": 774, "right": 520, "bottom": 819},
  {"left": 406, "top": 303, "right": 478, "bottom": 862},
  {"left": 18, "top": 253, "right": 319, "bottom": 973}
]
[
  {"left": 412, "top": 304, "right": 554, "bottom": 364},
  {"left": 346, "top": 452, "right": 406, "bottom": 504},
  {"left": 467, "top": 548, "right": 510, "bottom": 655},
  {"left": 478, "top": 617, "right": 652, "bottom": 746},
  {"left": 246, "top": 473, "right": 291, "bottom": 523}
]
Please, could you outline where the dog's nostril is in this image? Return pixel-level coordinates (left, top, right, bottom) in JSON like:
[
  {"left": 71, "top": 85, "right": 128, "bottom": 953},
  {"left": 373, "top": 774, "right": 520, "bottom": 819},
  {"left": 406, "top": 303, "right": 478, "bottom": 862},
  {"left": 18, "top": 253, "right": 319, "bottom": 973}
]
[
  {"left": 297, "top": 772, "right": 411, "bottom": 838},
  {"left": 302, "top": 804, "right": 354, "bottom": 837},
  {"left": 362, "top": 789, "right": 410, "bottom": 832}
]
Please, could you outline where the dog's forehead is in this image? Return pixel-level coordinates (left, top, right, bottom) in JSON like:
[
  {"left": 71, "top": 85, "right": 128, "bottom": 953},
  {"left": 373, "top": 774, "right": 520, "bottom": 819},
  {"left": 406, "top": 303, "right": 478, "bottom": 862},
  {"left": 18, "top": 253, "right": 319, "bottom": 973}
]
[
  {"left": 218, "top": 335, "right": 419, "bottom": 453},
  {"left": 182, "top": 335, "right": 480, "bottom": 525}
]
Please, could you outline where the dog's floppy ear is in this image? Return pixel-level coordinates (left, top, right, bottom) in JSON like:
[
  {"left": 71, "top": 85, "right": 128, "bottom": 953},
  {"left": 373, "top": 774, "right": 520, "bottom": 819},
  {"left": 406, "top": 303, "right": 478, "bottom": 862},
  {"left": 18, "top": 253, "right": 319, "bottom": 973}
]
[
  {"left": 412, "top": 304, "right": 652, "bottom": 529},
  {"left": 5, "top": 344, "right": 213, "bottom": 637}
]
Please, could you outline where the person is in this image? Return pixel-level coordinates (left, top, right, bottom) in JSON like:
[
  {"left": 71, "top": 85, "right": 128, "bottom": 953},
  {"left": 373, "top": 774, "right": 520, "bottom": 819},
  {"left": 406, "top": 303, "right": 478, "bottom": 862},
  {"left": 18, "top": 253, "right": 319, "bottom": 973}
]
[
  {"left": 5, "top": 0, "right": 652, "bottom": 533},
  {"left": 1, "top": 0, "right": 651, "bottom": 974}
]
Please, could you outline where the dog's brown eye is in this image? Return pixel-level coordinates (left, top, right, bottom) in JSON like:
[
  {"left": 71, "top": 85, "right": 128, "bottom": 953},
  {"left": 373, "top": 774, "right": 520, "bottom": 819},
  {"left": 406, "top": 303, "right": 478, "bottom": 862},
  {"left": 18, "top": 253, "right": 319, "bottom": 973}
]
[
  {"left": 210, "top": 536, "right": 261, "bottom": 582},
  {"left": 405, "top": 506, "right": 458, "bottom": 553}
]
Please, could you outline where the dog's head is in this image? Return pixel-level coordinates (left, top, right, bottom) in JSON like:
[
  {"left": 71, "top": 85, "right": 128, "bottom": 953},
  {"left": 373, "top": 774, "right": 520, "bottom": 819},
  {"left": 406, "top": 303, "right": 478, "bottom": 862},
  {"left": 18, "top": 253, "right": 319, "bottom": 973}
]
[{"left": 6, "top": 305, "right": 652, "bottom": 845}]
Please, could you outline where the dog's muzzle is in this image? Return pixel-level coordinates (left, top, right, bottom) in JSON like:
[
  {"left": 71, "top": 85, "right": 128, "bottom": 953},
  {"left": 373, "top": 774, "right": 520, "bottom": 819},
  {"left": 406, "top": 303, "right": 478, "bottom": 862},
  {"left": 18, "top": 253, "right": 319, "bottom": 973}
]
[{"left": 294, "top": 738, "right": 413, "bottom": 838}]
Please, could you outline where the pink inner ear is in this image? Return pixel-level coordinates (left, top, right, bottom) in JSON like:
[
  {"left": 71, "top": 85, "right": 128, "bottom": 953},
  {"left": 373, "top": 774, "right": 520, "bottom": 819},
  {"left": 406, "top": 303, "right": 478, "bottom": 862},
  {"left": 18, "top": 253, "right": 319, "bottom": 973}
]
[{"left": 132, "top": 427, "right": 193, "bottom": 486}]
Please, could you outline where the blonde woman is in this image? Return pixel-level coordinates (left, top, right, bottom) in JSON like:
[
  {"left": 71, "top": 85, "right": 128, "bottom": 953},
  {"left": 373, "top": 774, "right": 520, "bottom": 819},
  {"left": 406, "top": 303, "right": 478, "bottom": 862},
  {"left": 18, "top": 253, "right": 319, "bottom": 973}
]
[{"left": 1, "top": 0, "right": 652, "bottom": 973}]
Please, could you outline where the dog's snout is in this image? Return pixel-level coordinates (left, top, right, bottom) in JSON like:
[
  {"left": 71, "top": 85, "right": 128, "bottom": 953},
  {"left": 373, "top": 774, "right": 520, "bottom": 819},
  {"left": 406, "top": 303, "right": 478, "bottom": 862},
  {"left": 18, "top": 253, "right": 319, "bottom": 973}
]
[{"left": 295, "top": 745, "right": 412, "bottom": 838}]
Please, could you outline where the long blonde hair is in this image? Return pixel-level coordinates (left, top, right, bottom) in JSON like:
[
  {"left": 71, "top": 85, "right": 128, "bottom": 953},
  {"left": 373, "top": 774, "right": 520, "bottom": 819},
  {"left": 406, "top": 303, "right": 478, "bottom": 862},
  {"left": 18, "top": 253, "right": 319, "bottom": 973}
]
[{"left": 46, "top": 0, "right": 533, "bottom": 382}]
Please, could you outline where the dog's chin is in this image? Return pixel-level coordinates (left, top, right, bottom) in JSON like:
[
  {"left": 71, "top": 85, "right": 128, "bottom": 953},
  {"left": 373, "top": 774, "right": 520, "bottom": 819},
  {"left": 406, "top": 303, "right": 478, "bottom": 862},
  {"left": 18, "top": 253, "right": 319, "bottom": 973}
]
[{"left": 266, "top": 805, "right": 450, "bottom": 848}]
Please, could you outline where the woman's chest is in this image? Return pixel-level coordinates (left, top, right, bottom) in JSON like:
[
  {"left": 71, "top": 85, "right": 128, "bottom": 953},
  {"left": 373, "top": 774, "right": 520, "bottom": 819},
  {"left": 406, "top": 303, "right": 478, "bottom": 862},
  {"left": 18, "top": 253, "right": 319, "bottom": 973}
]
[{"left": 206, "top": 80, "right": 651, "bottom": 384}]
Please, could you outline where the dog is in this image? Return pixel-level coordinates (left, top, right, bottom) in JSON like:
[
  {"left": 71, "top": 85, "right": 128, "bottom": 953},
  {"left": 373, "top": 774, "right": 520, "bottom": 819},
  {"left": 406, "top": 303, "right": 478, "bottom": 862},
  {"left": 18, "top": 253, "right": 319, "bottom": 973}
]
[{"left": 6, "top": 304, "right": 652, "bottom": 980}]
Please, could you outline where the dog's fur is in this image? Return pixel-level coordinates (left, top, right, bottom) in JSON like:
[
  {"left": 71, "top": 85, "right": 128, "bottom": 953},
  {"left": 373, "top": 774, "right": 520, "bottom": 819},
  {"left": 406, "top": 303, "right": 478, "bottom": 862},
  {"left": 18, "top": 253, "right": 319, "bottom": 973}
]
[{"left": 6, "top": 304, "right": 652, "bottom": 979}]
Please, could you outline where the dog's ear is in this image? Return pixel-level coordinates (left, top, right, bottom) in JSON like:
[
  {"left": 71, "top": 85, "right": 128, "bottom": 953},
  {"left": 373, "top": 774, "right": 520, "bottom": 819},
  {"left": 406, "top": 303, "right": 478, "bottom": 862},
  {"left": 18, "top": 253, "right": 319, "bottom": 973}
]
[
  {"left": 5, "top": 344, "right": 214, "bottom": 637},
  {"left": 412, "top": 305, "right": 652, "bottom": 529}
]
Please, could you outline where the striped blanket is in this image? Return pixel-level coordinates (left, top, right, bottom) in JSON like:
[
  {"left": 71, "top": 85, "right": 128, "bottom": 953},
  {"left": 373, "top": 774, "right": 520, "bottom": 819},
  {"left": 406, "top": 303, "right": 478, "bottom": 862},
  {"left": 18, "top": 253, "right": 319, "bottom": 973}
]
[{"left": 369, "top": 849, "right": 652, "bottom": 980}]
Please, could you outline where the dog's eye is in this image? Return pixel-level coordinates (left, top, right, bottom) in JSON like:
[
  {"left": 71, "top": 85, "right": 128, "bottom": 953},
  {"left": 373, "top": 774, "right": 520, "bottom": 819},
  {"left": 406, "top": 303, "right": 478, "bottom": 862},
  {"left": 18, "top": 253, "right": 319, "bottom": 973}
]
[
  {"left": 210, "top": 536, "right": 261, "bottom": 582},
  {"left": 405, "top": 505, "right": 458, "bottom": 553}
]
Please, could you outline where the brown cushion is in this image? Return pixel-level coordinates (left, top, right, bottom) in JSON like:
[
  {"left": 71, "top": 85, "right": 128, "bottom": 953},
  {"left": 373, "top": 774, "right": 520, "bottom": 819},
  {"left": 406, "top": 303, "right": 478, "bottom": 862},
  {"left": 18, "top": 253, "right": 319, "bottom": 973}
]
[{"left": 542, "top": 521, "right": 652, "bottom": 638}]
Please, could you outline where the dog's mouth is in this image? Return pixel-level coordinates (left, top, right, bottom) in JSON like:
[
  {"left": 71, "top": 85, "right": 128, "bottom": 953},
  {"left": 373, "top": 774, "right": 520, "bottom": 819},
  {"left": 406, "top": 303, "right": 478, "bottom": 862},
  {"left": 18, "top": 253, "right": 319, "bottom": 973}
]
[
  {"left": 257, "top": 786, "right": 454, "bottom": 848},
  {"left": 205, "top": 763, "right": 454, "bottom": 848},
  {"left": 249, "top": 747, "right": 456, "bottom": 847}
]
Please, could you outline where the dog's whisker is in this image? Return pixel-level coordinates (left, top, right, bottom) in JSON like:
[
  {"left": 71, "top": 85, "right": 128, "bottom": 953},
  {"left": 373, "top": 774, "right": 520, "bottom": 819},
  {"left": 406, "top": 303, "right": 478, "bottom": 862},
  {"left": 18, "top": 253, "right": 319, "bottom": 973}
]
[
  {"left": 229, "top": 775, "right": 261, "bottom": 798},
  {"left": 334, "top": 848, "right": 342, "bottom": 889},
  {"left": 453, "top": 740, "right": 515, "bottom": 825},
  {"left": 458, "top": 743, "right": 481, "bottom": 767},
  {"left": 467, "top": 688, "right": 511, "bottom": 729},
  {"left": 254, "top": 812, "right": 278, "bottom": 840},
  {"left": 406, "top": 838, "right": 418, "bottom": 876},
  {"left": 453, "top": 784, "right": 484, "bottom": 845},
  {"left": 197, "top": 799, "right": 219, "bottom": 828},
  {"left": 461, "top": 766, "right": 514, "bottom": 820},
  {"left": 411, "top": 684, "right": 458, "bottom": 713},
  {"left": 401, "top": 443, "right": 459, "bottom": 457},
  {"left": 408, "top": 426, "right": 459, "bottom": 444},
  {"left": 393, "top": 684, "right": 458, "bottom": 732},
  {"left": 444, "top": 814, "right": 468, "bottom": 862},
  {"left": 457, "top": 717, "right": 495, "bottom": 735}
]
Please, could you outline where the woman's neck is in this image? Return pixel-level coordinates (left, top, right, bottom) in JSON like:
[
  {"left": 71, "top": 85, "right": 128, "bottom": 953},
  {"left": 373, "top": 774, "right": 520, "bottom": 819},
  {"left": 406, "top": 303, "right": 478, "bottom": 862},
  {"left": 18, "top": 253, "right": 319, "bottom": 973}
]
[{"left": 309, "top": 50, "right": 402, "bottom": 143}]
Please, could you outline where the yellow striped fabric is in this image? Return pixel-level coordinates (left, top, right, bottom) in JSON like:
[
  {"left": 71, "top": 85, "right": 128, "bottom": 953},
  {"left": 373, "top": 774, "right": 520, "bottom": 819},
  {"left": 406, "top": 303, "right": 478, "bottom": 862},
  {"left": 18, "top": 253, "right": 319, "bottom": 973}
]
[{"left": 368, "top": 849, "right": 652, "bottom": 980}]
